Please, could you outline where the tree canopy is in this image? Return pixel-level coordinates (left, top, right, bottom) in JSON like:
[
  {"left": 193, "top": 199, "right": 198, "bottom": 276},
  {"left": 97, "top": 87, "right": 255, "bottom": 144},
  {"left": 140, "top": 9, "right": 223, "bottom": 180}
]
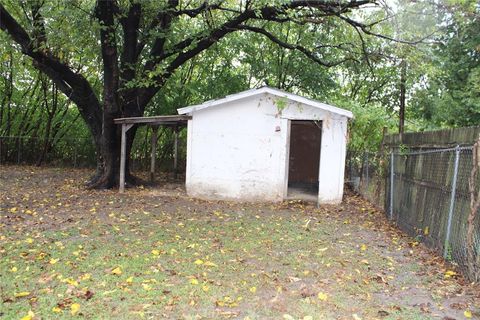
[{"left": 0, "top": 0, "right": 479, "bottom": 182}]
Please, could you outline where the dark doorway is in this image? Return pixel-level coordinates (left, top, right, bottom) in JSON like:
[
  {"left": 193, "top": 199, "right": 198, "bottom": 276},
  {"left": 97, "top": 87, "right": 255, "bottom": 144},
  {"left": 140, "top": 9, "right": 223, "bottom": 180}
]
[{"left": 288, "top": 120, "right": 322, "bottom": 199}]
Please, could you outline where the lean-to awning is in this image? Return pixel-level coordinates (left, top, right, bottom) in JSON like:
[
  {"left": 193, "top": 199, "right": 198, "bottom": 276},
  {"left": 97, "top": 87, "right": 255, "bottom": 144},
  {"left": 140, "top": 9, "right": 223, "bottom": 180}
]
[{"left": 114, "top": 115, "right": 191, "bottom": 192}]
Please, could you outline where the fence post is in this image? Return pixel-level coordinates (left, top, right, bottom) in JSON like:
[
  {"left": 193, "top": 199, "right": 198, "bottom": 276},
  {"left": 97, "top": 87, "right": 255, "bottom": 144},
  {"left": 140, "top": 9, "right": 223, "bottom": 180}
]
[
  {"left": 389, "top": 152, "right": 394, "bottom": 220},
  {"left": 443, "top": 145, "right": 460, "bottom": 259},
  {"left": 365, "top": 152, "right": 369, "bottom": 190},
  {"left": 73, "top": 144, "right": 78, "bottom": 168},
  {"left": 17, "top": 137, "right": 21, "bottom": 164}
]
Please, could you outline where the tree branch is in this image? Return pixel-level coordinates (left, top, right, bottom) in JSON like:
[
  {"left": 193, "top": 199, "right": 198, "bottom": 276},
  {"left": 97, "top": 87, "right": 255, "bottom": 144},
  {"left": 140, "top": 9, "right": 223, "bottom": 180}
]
[
  {"left": 96, "top": 0, "right": 120, "bottom": 115},
  {"left": 235, "top": 24, "right": 351, "bottom": 67},
  {"left": 0, "top": 3, "right": 102, "bottom": 137}
]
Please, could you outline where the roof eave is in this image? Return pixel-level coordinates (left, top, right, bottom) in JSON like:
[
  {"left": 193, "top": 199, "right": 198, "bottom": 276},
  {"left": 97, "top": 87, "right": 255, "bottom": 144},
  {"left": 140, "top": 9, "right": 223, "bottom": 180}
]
[{"left": 177, "top": 86, "right": 354, "bottom": 119}]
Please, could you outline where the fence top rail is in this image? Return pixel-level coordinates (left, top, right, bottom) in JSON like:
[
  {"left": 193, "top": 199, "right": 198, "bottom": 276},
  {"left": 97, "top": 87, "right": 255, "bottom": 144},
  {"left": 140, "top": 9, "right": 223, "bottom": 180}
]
[
  {"left": 392, "top": 145, "right": 473, "bottom": 156},
  {"left": 0, "top": 135, "right": 90, "bottom": 142}
]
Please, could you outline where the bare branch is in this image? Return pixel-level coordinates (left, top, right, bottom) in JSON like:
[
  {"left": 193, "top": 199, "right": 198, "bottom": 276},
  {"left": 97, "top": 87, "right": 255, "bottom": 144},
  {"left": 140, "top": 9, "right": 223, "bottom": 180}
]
[{"left": 235, "top": 24, "right": 352, "bottom": 67}]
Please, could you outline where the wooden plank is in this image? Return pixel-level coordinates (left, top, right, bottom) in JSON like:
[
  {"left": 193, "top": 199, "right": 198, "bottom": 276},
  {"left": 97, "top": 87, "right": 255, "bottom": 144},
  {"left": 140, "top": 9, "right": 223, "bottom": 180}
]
[
  {"left": 150, "top": 126, "right": 158, "bottom": 182},
  {"left": 384, "top": 125, "right": 480, "bottom": 148},
  {"left": 119, "top": 124, "right": 133, "bottom": 193},
  {"left": 173, "top": 127, "right": 178, "bottom": 179},
  {"left": 114, "top": 115, "right": 191, "bottom": 125}
]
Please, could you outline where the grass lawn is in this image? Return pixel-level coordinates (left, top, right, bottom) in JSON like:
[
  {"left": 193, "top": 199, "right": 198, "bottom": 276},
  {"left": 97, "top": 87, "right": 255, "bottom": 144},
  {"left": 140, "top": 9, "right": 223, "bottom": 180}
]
[{"left": 1, "top": 166, "right": 479, "bottom": 320}]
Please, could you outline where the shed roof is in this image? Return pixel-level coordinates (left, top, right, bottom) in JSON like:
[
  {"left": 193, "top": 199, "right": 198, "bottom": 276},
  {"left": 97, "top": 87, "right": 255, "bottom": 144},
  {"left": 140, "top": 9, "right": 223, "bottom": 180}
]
[
  {"left": 114, "top": 115, "right": 191, "bottom": 126},
  {"left": 177, "top": 86, "right": 353, "bottom": 118}
]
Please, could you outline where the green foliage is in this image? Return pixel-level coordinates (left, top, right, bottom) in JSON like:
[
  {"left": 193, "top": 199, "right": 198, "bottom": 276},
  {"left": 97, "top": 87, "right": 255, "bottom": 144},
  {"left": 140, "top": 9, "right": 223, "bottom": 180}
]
[
  {"left": 334, "top": 99, "right": 396, "bottom": 153},
  {"left": 410, "top": 1, "right": 480, "bottom": 127},
  {"left": 1, "top": 0, "right": 479, "bottom": 163}
]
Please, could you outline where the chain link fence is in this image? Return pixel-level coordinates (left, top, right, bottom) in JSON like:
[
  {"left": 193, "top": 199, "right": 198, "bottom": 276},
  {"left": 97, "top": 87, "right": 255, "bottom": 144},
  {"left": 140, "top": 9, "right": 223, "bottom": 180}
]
[
  {"left": 0, "top": 128, "right": 187, "bottom": 173},
  {"left": 347, "top": 145, "right": 480, "bottom": 281},
  {"left": 0, "top": 135, "right": 96, "bottom": 167},
  {"left": 346, "top": 151, "right": 386, "bottom": 209}
]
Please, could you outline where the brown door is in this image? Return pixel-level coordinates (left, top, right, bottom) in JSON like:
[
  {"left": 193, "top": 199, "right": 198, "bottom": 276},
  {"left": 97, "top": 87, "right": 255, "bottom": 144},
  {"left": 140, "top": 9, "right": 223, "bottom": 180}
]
[{"left": 288, "top": 120, "right": 322, "bottom": 189}]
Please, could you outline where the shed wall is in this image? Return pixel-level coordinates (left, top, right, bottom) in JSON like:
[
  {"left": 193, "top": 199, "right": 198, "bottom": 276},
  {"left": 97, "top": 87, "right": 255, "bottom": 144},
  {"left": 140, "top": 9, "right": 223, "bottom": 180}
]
[
  {"left": 185, "top": 93, "right": 348, "bottom": 203},
  {"left": 186, "top": 95, "right": 288, "bottom": 201}
]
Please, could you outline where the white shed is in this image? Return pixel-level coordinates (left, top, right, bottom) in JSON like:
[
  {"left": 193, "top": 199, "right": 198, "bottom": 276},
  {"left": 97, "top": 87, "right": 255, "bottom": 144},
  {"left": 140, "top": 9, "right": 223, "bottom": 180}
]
[{"left": 177, "top": 87, "right": 353, "bottom": 204}]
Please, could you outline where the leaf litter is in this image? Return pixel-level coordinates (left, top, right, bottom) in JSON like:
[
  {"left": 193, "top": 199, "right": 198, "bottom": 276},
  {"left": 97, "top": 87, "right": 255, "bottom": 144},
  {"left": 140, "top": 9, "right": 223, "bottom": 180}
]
[{"left": 1, "top": 166, "right": 479, "bottom": 319}]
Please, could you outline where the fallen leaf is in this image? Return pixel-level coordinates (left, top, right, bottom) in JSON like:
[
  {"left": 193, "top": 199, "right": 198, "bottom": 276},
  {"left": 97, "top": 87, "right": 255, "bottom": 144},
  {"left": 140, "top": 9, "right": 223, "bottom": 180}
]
[
  {"left": 71, "top": 302, "right": 81, "bottom": 315},
  {"left": 52, "top": 306, "right": 62, "bottom": 313},
  {"left": 464, "top": 310, "right": 472, "bottom": 318},
  {"left": 318, "top": 292, "right": 328, "bottom": 301},
  {"left": 15, "top": 291, "right": 31, "bottom": 298},
  {"left": 111, "top": 267, "right": 122, "bottom": 275},
  {"left": 204, "top": 261, "right": 218, "bottom": 267},
  {"left": 20, "top": 310, "right": 34, "bottom": 320}
]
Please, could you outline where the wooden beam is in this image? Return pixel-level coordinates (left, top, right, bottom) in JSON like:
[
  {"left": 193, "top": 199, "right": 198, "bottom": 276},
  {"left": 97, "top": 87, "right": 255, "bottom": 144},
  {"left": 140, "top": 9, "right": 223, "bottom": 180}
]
[
  {"left": 150, "top": 126, "right": 158, "bottom": 182},
  {"left": 119, "top": 123, "right": 133, "bottom": 193},
  {"left": 114, "top": 115, "right": 191, "bottom": 125},
  {"left": 173, "top": 126, "right": 179, "bottom": 179}
]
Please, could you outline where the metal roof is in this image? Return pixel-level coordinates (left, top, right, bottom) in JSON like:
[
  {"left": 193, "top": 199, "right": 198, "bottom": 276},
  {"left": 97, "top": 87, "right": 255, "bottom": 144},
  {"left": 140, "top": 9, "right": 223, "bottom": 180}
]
[
  {"left": 177, "top": 87, "right": 353, "bottom": 118},
  {"left": 114, "top": 115, "right": 191, "bottom": 126}
]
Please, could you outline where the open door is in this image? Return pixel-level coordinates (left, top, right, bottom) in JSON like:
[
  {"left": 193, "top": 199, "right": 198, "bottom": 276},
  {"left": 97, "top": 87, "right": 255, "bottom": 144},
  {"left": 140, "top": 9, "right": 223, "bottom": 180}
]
[{"left": 288, "top": 120, "right": 322, "bottom": 200}]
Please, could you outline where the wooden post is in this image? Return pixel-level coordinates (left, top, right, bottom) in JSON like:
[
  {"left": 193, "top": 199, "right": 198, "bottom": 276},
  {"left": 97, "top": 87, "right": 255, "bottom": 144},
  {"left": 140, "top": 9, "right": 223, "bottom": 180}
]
[
  {"left": 173, "top": 126, "right": 179, "bottom": 179},
  {"left": 150, "top": 126, "right": 158, "bottom": 182},
  {"left": 119, "top": 123, "right": 133, "bottom": 193}
]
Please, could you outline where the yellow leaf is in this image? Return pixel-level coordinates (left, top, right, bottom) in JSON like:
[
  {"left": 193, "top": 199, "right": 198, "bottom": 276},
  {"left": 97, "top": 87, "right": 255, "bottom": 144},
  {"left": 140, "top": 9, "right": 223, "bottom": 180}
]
[
  {"left": 318, "top": 292, "right": 328, "bottom": 301},
  {"left": 204, "top": 261, "right": 218, "bottom": 267},
  {"left": 126, "top": 276, "right": 133, "bottom": 284},
  {"left": 71, "top": 303, "right": 81, "bottom": 315},
  {"left": 14, "top": 291, "right": 31, "bottom": 298},
  {"left": 111, "top": 267, "right": 122, "bottom": 275},
  {"left": 249, "top": 286, "right": 257, "bottom": 293},
  {"left": 202, "top": 285, "right": 209, "bottom": 292},
  {"left": 151, "top": 250, "right": 160, "bottom": 256},
  {"left": 444, "top": 270, "right": 457, "bottom": 278},
  {"left": 65, "top": 278, "right": 79, "bottom": 286},
  {"left": 49, "top": 258, "right": 59, "bottom": 265},
  {"left": 52, "top": 306, "right": 62, "bottom": 313},
  {"left": 20, "top": 310, "right": 34, "bottom": 320},
  {"left": 464, "top": 310, "right": 472, "bottom": 318},
  {"left": 360, "top": 244, "right": 367, "bottom": 251},
  {"left": 424, "top": 226, "right": 429, "bottom": 235},
  {"left": 142, "top": 283, "right": 152, "bottom": 291},
  {"left": 25, "top": 238, "right": 34, "bottom": 244},
  {"left": 194, "top": 259, "right": 204, "bottom": 265},
  {"left": 190, "top": 278, "right": 199, "bottom": 285},
  {"left": 80, "top": 273, "right": 91, "bottom": 281},
  {"left": 10, "top": 266, "right": 17, "bottom": 272}
]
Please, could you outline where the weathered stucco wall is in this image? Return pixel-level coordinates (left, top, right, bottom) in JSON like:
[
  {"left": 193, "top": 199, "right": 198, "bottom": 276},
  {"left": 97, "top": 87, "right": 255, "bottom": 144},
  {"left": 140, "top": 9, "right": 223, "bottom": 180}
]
[{"left": 185, "top": 93, "right": 349, "bottom": 203}]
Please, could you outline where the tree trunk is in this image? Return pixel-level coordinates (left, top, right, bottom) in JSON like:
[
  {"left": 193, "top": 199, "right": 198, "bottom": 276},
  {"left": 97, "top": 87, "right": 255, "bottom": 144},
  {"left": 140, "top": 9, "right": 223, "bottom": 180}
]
[{"left": 399, "top": 60, "right": 407, "bottom": 134}]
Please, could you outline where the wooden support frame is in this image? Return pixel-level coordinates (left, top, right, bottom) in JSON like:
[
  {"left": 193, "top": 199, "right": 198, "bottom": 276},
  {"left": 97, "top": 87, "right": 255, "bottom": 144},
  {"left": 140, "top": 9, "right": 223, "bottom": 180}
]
[
  {"left": 114, "top": 115, "right": 190, "bottom": 193},
  {"left": 150, "top": 126, "right": 158, "bottom": 182},
  {"left": 173, "top": 126, "right": 179, "bottom": 179},
  {"left": 119, "top": 123, "right": 134, "bottom": 193}
]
